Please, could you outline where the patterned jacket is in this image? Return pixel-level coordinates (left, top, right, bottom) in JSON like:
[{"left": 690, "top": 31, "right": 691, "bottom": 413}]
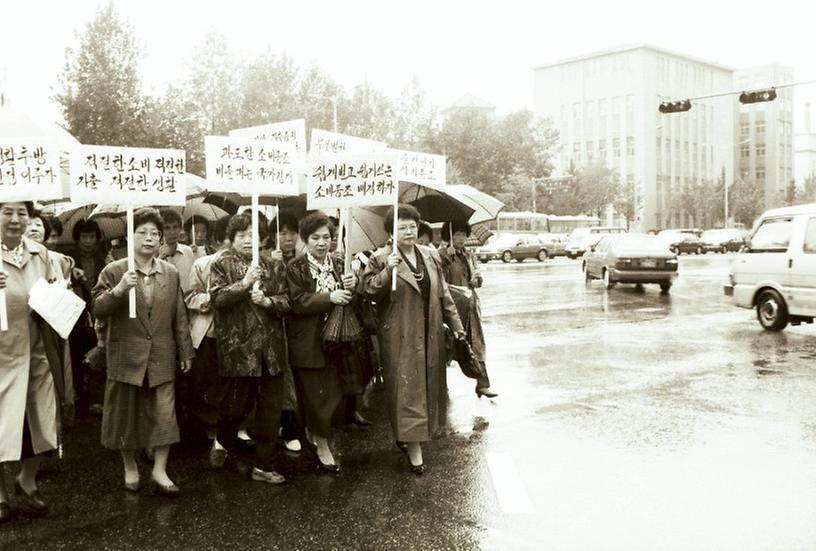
[{"left": 210, "top": 249, "right": 290, "bottom": 377}]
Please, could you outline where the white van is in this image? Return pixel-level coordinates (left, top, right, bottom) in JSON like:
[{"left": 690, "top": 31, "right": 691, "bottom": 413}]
[{"left": 724, "top": 203, "right": 816, "bottom": 331}]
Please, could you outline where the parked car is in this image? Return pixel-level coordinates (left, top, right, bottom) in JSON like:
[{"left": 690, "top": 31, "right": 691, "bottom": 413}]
[
  {"left": 565, "top": 226, "right": 627, "bottom": 259},
  {"left": 701, "top": 228, "right": 747, "bottom": 253},
  {"left": 474, "top": 233, "right": 550, "bottom": 263},
  {"left": 536, "top": 232, "right": 569, "bottom": 258},
  {"left": 583, "top": 233, "right": 678, "bottom": 293},
  {"left": 724, "top": 203, "right": 816, "bottom": 331},
  {"left": 658, "top": 231, "right": 706, "bottom": 255}
]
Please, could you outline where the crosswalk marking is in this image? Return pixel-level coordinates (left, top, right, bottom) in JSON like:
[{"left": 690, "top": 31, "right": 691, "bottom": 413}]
[{"left": 486, "top": 452, "right": 534, "bottom": 514}]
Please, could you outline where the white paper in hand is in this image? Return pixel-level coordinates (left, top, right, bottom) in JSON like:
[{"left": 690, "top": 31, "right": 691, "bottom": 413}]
[{"left": 28, "top": 278, "right": 86, "bottom": 339}]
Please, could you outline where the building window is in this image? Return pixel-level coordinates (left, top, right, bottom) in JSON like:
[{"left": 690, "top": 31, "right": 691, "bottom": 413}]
[
  {"left": 599, "top": 139, "right": 607, "bottom": 159},
  {"left": 756, "top": 170, "right": 765, "bottom": 181},
  {"left": 756, "top": 121, "right": 765, "bottom": 134},
  {"left": 740, "top": 122, "right": 750, "bottom": 137},
  {"left": 626, "top": 137, "right": 635, "bottom": 156},
  {"left": 613, "top": 138, "right": 621, "bottom": 157},
  {"left": 573, "top": 143, "right": 581, "bottom": 156},
  {"left": 656, "top": 137, "right": 661, "bottom": 151},
  {"left": 740, "top": 145, "right": 750, "bottom": 158},
  {"left": 756, "top": 144, "right": 765, "bottom": 157}
]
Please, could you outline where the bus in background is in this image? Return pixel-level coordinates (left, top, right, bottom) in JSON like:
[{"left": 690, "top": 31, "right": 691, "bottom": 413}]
[{"left": 484, "top": 212, "right": 601, "bottom": 234}]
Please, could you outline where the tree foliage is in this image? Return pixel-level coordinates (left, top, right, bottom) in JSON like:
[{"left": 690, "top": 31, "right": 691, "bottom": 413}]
[{"left": 54, "top": 2, "right": 145, "bottom": 147}]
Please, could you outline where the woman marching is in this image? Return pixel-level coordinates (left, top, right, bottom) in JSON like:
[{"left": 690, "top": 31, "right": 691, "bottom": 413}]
[
  {"left": 0, "top": 202, "right": 62, "bottom": 521},
  {"left": 93, "top": 208, "right": 194, "bottom": 496},
  {"left": 286, "top": 212, "right": 362, "bottom": 473},
  {"left": 210, "top": 214, "right": 291, "bottom": 484},
  {"left": 362, "top": 204, "right": 465, "bottom": 475},
  {"left": 439, "top": 220, "right": 498, "bottom": 398}
]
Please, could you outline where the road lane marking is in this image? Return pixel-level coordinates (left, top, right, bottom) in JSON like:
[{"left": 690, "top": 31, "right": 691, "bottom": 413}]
[{"left": 486, "top": 452, "right": 534, "bottom": 514}]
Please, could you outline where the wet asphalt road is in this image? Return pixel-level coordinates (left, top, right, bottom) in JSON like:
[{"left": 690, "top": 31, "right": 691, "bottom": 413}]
[{"left": 3, "top": 253, "right": 816, "bottom": 550}]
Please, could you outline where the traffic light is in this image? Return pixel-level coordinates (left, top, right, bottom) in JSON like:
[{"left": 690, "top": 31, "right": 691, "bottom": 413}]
[
  {"left": 659, "top": 99, "right": 692, "bottom": 113},
  {"left": 739, "top": 88, "right": 777, "bottom": 104}
]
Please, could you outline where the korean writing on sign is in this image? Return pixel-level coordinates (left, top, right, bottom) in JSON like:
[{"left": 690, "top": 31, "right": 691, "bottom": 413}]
[
  {"left": 205, "top": 136, "right": 298, "bottom": 196},
  {"left": 230, "top": 119, "right": 307, "bottom": 157},
  {"left": 307, "top": 153, "right": 397, "bottom": 209},
  {"left": 70, "top": 145, "right": 187, "bottom": 206},
  {"left": 309, "top": 129, "right": 387, "bottom": 155},
  {"left": 389, "top": 149, "right": 446, "bottom": 189},
  {"left": 0, "top": 140, "right": 62, "bottom": 201}
]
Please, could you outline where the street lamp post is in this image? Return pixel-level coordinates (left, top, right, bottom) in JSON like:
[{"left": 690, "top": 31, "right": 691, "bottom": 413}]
[{"left": 310, "top": 94, "right": 338, "bottom": 133}]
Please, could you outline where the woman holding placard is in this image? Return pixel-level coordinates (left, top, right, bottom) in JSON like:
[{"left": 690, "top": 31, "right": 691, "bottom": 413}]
[
  {"left": 362, "top": 204, "right": 465, "bottom": 475},
  {"left": 0, "top": 201, "right": 59, "bottom": 521},
  {"left": 210, "top": 214, "right": 291, "bottom": 484},
  {"left": 92, "top": 207, "right": 194, "bottom": 496},
  {"left": 286, "top": 212, "right": 361, "bottom": 473}
]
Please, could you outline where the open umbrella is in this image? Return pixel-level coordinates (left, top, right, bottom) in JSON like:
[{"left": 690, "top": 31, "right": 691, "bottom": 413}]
[
  {"left": 56, "top": 203, "right": 126, "bottom": 246},
  {"left": 398, "top": 182, "right": 475, "bottom": 223},
  {"left": 446, "top": 184, "right": 505, "bottom": 224}
]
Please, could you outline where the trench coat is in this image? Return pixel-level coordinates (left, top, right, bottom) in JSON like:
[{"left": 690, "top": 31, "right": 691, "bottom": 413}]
[
  {"left": 0, "top": 238, "right": 58, "bottom": 462},
  {"left": 362, "top": 246, "right": 463, "bottom": 442},
  {"left": 92, "top": 258, "right": 194, "bottom": 388},
  {"left": 438, "top": 246, "right": 486, "bottom": 362}
]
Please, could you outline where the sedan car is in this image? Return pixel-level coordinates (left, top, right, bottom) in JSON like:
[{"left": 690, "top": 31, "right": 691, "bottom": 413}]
[
  {"left": 474, "top": 233, "right": 550, "bottom": 263},
  {"left": 700, "top": 228, "right": 747, "bottom": 253},
  {"left": 583, "top": 233, "right": 678, "bottom": 293},
  {"left": 658, "top": 231, "right": 706, "bottom": 255}
]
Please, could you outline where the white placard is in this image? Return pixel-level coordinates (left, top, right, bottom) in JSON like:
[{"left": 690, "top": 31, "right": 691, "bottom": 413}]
[
  {"left": 307, "top": 153, "right": 397, "bottom": 209},
  {"left": 388, "top": 148, "right": 446, "bottom": 189},
  {"left": 28, "top": 277, "right": 86, "bottom": 339},
  {"left": 0, "top": 139, "right": 63, "bottom": 201},
  {"left": 230, "top": 119, "right": 307, "bottom": 157},
  {"left": 70, "top": 145, "right": 187, "bottom": 206},
  {"left": 309, "top": 129, "right": 387, "bottom": 155},
  {"left": 205, "top": 136, "right": 298, "bottom": 196}
]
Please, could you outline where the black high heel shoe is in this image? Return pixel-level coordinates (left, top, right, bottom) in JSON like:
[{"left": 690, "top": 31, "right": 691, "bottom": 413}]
[
  {"left": 14, "top": 479, "right": 47, "bottom": 512},
  {"left": 476, "top": 387, "right": 498, "bottom": 398},
  {"left": 304, "top": 439, "right": 340, "bottom": 473},
  {"left": 406, "top": 455, "right": 425, "bottom": 476},
  {"left": 150, "top": 476, "right": 180, "bottom": 497}
]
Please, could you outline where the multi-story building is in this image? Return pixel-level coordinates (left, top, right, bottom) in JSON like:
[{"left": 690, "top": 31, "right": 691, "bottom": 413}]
[
  {"left": 734, "top": 65, "right": 795, "bottom": 209},
  {"left": 795, "top": 103, "right": 816, "bottom": 187},
  {"left": 533, "top": 43, "right": 736, "bottom": 231},
  {"left": 441, "top": 93, "right": 496, "bottom": 118}
]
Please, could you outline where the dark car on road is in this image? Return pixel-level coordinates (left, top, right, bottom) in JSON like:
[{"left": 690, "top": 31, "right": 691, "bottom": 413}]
[
  {"left": 474, "top": 233, "right": 551, "bottom": 263},
  {"left": 701, "top": 228, "right": 747, "bottom": 253},
  {"left": 583, "top": 233, "right": 678, "bottom": 293},
  {"left": 657, "top": 231, "right": 706, "bottom": 255}
]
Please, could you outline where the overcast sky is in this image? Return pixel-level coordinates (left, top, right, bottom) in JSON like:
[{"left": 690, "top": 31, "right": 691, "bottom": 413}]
[{"left": 2, "top": 0, "right": 815, "bottom": 131}]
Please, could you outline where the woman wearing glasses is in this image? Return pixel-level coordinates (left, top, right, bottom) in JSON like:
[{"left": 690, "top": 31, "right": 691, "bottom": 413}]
[
  {"left": 93, "top": 208, "right": 194, "bottom": 495},
  {"left": 362, "top": 204, "right": 464, "bottom": 474}
]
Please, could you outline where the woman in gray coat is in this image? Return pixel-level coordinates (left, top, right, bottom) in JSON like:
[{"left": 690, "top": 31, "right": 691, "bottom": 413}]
[{"left": 362, "top": 205, "right": 464, "bottom": 475}]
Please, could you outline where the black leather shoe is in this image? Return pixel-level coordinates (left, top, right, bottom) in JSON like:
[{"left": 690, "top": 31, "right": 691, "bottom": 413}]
[
  {"left": 0, "top": 502, "right": 12, "bottom": 522},
  {"left": 406, "top": 456, "right": 425, "bottom": 476},
  {"left": 14, "top": 479, "right": 47, "bottom": 512},
  {"left": 150, "top": 477, "right": 180, "bottom": 497},
  {"left": 124, "top": 479, "right": 141, "bottom": 493},
  {"left": 350, "top": 411, "right": 372, "bottom": 428},
  {"left": 476, "top": 388, "right": 498, "bottom": 398},
  {"left": 316, "top": 457, "right": 341, "bottom": 474}
]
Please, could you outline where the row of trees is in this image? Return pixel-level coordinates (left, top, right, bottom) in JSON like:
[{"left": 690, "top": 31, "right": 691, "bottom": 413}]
[
  {"left": 53, "top": 3, "right": 568, "bottom": 211},
  {"left": 59, "top": 3, "right": 801, "bottom": 228}
]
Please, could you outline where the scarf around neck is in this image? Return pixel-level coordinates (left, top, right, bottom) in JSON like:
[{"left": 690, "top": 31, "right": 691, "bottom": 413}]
[{"left": 306, "top": 251, "right": 337, "bottom": 293}]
